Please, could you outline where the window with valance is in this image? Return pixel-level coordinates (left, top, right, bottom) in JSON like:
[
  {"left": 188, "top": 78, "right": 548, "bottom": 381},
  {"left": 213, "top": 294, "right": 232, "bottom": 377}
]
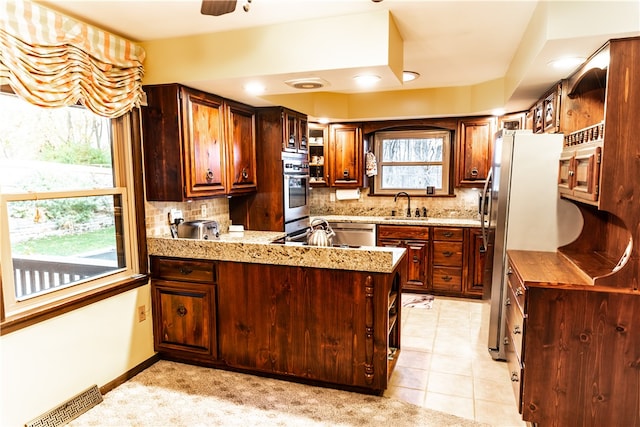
[
  {"left": 0, "top": 0, "right": 146, "bottom": 118},
  {"left": 0, "top": 0, "right": 147, "bottom": 329}
]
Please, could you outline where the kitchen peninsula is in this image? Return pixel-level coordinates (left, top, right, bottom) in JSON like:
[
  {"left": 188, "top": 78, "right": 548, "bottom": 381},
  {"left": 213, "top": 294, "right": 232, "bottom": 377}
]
[{"left": 147, "top": 232, "right": 407, "bottom": 394}]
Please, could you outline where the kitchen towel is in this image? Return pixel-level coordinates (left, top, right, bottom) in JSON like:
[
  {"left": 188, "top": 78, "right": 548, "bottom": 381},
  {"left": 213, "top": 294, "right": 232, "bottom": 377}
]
[
  {"left": 365, "top": 151, "right": 378, "bottom": 177},
  {"left": 335, "top": 189, "right": 360, "bottom": 200}
]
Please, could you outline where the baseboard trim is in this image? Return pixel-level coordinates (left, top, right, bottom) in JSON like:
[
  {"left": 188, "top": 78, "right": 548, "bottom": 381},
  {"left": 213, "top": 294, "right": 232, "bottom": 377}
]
[{"left": 100, "top": 353, "right": 161, "bottom": 395}]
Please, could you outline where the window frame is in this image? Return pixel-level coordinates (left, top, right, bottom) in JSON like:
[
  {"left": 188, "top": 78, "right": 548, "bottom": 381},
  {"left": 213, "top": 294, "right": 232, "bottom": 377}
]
[
  {"left": 0, "top": 94, "right": 148, "bottom": 335},
  {"left": 372, "top": 129, "right": 453, "bottom": 196}
]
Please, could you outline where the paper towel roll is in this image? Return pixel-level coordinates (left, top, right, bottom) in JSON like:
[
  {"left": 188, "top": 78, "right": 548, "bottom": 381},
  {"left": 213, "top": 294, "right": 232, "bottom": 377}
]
[{"left": 335, "top": 189, "right": 360, "bottom": 200}]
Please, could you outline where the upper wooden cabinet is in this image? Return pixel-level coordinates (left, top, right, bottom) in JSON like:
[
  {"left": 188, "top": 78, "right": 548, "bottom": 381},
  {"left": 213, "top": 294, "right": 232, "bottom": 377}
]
[
  {"left": 225, "top": 100, "right": 258, "bottom": 195},
  {"left": 308, "top": 123, "right": 328, "bottom": 186},
  {"left": 283, "top": 108, "right": 308, "bottom": 154},
  {"left": 141, "top": 84, "right": 257, "bottom": 201},
  {"left": 455, "top": 117, "right": 496, "bottom": 187},
  {"left": 328, "top": 123, "right": 363, "bottom": 188}
]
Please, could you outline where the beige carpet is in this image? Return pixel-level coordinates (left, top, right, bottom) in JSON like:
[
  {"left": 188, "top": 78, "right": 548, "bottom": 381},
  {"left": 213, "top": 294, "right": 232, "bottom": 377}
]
[{"left": 69, "top": 360, "right": 487, "bottom": 427}]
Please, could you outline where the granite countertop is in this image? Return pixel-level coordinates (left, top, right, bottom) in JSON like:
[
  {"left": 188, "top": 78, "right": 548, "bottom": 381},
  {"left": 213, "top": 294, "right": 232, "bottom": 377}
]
[
  {"left": 147, "top": 231, "right": 406, "bottom": 274},
  {"left": 315, "top": 215, "right": 482, "bottom": 227}
]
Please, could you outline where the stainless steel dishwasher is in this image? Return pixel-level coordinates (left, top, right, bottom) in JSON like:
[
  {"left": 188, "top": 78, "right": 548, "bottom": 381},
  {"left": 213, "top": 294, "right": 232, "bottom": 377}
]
[{"left": 328, "top": 222, "right": 376, "bottom": 247}]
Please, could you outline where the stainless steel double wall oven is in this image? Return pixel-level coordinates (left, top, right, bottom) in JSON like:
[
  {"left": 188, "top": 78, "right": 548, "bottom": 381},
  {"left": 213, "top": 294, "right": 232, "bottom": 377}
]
[{"left": 282, "top": 152, "right": 310, "bottom": 238}]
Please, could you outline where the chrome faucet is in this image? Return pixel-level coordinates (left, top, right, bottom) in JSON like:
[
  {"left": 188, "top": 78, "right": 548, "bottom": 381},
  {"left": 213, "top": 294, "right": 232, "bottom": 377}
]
[{"left": 394, "top": 191, "right": 412, "bottom": 217}]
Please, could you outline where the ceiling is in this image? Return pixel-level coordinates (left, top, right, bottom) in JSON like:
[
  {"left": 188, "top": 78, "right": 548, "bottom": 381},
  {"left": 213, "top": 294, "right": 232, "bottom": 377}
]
[{"left": 36, "top": 0, "right": 640, "bottom": 121}]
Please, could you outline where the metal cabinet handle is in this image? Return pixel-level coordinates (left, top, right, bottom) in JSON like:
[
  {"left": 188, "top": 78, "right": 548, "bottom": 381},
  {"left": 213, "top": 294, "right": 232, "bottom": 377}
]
[
  {"left": 470, "top": 167, "right": 479, "bottom": 177},
  {"left": 442, "top": 275, "right": 452, "bottom": 282},
  {"left": 205, "top": 168, "right": 214, "bottom": 182},
  {"left": 513, "top": 325, "right": 521, "bottom": 334},
  {"left": 442, "top": 251, "right": 454, "bottom": 257},
  {"left": 511, "top": 372, "right": 519, "bottom": 382},
  {"left": 507, "top": 267, "right": 513, "bottom": 275},
  {"left": 241, "top": 167, "right": 249, "bottom": 180},
  {"left": 515, "top": 287, "right": 524, "bottom": 296},
  {"left": 177, "top": 305, "right": 187, "bottom": 317},
  {"left": 443, "top": 231, "right": 454, "bottom": 238},
  {"left": 505, "top": 297, "right": 511, "bottom": 306},
  {"left": 412, "top": 255, "right": 419, "bottom": 263}
]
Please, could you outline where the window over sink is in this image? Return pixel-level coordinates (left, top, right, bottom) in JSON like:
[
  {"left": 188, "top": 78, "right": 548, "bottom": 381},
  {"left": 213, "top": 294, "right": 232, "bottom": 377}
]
[{"left": 373, "top": 130, "right": 452, "bottom": 196}]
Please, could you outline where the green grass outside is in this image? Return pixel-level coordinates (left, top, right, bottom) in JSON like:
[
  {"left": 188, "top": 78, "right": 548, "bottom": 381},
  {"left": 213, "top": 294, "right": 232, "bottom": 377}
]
[{"left": 13, "top": 226, "right": 116, "bottom": 256}]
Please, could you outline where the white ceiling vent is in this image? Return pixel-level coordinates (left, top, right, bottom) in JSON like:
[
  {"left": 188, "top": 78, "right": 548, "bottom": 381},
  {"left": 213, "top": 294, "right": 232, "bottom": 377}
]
[{"left": 285, "top": 77, "right": 329, "bottom": 90}]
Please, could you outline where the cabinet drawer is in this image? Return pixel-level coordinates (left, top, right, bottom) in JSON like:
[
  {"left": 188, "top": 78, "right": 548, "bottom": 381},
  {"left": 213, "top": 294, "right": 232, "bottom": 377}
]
[
  {"left": 432, "top": 241, "right": 463, "bottom": 266},
  {"left": 506, "top": 261, "right": 526, "bottom": 314},
  {"left": 377, "top": 225, "right": 430, "bottom": 240},
  {"left": 433, "top": 227, "right": 463, "bottom": 241},
  {"left": 504, "top": 332, "right": 523, "bottom": 413},
  {"left": 432, "top": 267, "right": 462, "bottom": 292},
  {"left": 505, "top": 289, "right": 524, "bottom": 363},
  {"left": 151, "top": 257, "right": 216, "bottom": 283}
]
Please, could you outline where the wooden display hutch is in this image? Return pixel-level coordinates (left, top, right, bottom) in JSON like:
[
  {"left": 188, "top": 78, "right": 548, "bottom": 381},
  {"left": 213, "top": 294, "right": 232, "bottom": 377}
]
[
  {"left": 505, "top": 37, "right": 640, "bottom": 426},
  {"left": 557, "top": 37, "right": 639, "bottom": 289}
]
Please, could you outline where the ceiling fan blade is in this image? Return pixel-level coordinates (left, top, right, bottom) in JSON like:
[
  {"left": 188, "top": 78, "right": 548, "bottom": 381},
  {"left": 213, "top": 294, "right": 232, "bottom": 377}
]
[{"left": 201, "top": 0, "right": 237, "bottom": 16}]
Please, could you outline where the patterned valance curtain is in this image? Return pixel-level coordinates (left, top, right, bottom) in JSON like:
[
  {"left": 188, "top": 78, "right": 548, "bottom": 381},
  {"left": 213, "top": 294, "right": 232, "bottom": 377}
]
[{"left": 0, "top": 0, "right": 146, "bottom": 118}]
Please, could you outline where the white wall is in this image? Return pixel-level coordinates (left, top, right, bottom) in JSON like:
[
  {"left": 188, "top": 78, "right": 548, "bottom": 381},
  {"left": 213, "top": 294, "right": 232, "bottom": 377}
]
[{"left": 0, "top": 285, "right": 154, "bottom": 426}]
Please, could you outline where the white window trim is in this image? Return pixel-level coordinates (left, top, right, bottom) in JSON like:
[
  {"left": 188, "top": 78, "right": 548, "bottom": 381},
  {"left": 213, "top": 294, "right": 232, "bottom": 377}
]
[
  {"left": 0, "top": 114, "right": 140, "bottom": 318},
  {"left": 373, "top": 129, "right": 452, "bottom": 196}
]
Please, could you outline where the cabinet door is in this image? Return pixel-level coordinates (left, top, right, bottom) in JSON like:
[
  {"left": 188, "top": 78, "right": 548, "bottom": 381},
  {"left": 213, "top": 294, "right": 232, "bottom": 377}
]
[
  {"left": 465, "top": 228, "right": 492, "bottom": 297},
  {"left": 572, "top": 145, "right": 601, "bottom": 202},
  {"left": 329, "top": 124, "right": 363, "bottom": 187},
  {"left": 456, "top": 117, "right": 495, "bottom": 187},
  {"left": 226, "top": 101, "right": 257, "bottom": 194},
  {"left": 378, "top": 238, "right": 429, "bottom": 292},
  {"left": 152, "top": 280, "right": 216, "bottom": 359},
  {"left": 182, "top": 88, "right": 227, "bottom": 198},
  {"left": 557, "top": 151, "right": 574, "bottom": 197},
  {"left": 298, "top": 114, "right": 308, "bottom": 153}
]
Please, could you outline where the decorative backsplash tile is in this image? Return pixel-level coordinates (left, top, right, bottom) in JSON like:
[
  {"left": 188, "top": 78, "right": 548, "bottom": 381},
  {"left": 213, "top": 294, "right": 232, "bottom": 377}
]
[
  {"left": 145, "top": 199, "right": 230, "bottom": 237},
  {"left": 309, "top": 187, "right": 480, "bottom": 219}
]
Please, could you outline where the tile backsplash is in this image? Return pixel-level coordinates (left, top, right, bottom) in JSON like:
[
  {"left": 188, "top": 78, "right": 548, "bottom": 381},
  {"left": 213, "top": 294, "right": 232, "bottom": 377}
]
[
  {"left": 145, "top": 187, "right": 481, "bottom": 236},
  {"left": 309, "top": 187, "right": 481, "bottom": 219},
  {"left": 145, "top": 199, "right": 230, "bottom": 237}
]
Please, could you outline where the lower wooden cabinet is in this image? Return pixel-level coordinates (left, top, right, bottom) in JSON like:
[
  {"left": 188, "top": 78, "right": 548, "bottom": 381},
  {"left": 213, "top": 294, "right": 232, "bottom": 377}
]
[
  {"left": 377, "top": 225, "right": 490, "bottom": 298},
  {"left": 507, "top": 250, "right": 640, "bottom": 426},
  {"left": 216, "top": 260, "right": 406, "bottom": 392},
  {"left": 150, "top": 257, "right": 217, "bottom": 362},
  {"left": 378, "top": 225, "right": 430, "bottom": 292}
]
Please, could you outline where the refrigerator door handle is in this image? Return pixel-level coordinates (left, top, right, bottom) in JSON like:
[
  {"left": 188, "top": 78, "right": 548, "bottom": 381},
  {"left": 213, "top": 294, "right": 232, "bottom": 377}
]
[{"left": 480, "top": 168, "right": 492, "bottom": 252}]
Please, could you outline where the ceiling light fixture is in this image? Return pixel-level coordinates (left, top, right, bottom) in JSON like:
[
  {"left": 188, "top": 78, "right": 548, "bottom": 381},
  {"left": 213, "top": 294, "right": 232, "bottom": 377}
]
[
  {"left": 244, "top": 82, "right": 265, "bottom": 95},
  {"left": 285, "top": 77, "right": 328, "bottom": 90},
  {"left": 548, "top": 56, "right": 586, "bottom": 70},
  {"left": 353, "top": 74, "right": 381, "bottom": 87},
  {"left": 402, "top": 71, "right": 420, "bottom": 82}
]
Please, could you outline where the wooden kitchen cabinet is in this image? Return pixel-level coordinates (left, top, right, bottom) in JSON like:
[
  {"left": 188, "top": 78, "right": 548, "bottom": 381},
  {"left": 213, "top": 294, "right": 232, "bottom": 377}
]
[
  {"left": 141, "top": 84, "right": 257, "bottom": 200},
  {"left": 505, "top": 251, "right": 640, "bottom": 426},
  {"left": 465, "top": 228, "right": 492, "bottom": 298},
  {"left": 431, "top": 227, "right": 464, "bottom": 294},
  {"left": 377, "top": 225, "right": 430, "bottom": 293},
  {"left": 455, "top": 116, "right": 496, "bottom": 187},
  {"left": 225, "top": 100, "right": 258, "bottom": 195},
  {"left": 281, "top": 108, "right": 308, "bottom": 154},
  {"left": 150, "top": 256, "right": 217, "bottom": 362},
  {"left": 328, "top": 123, "right": 363, "bottom": 188},
  {"left": 216, "top": 258, "right": 406, "bottom": 392}
]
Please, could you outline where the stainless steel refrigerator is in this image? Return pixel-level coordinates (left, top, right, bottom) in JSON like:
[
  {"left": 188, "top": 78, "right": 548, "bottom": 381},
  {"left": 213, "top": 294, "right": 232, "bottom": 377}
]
[{"left": 480, "top": 129, "right": 584, "bottom": 360}]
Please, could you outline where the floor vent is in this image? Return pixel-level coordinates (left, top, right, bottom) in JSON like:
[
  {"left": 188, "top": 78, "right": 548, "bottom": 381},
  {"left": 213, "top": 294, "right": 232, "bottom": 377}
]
[{"left": 25, "top": 385, "right": 103, "bottom": 427}]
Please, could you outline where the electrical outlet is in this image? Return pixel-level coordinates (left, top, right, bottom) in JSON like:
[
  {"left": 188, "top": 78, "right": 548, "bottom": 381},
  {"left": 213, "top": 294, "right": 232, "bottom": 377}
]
[
  {"left": 168, "top": 208, "right": 183, "bottom": 224},
  {"left": 201, "top": 204, "right": 207, "bottom": 217},
  {"left": 138, "top": 305, "right": 146, "bottom": 322}
]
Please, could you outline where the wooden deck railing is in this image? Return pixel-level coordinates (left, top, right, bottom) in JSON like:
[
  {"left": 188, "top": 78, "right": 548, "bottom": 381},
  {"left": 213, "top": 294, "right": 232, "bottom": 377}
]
[{"left": 12, "top": 256, "right": 119, "bottom": 299}]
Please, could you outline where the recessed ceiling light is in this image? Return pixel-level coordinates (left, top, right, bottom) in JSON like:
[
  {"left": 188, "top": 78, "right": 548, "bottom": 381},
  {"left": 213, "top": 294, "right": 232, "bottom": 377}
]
[
  {"left": 317, "top": 118, "right": 330, "bottom": 124},
  {"left": 284, "top": 77, "right": 328, "bottom": 90},
  {"left": 244, "top": 82, "right": 265, "bottom": 95},
  {"left": 548, "top": 57, "right": 586, "bottom": 69},
  {"left": 353, "top": 74, "right": 381, "bottom": 87},
  {"left": 402, "top": 71, "right": 420, "bottom": 82}
]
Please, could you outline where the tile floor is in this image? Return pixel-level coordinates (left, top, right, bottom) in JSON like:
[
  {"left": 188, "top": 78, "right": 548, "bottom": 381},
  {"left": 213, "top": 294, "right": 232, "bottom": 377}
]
[{"left": 383, "top": 294, "right": 526, "bottom": 427}]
